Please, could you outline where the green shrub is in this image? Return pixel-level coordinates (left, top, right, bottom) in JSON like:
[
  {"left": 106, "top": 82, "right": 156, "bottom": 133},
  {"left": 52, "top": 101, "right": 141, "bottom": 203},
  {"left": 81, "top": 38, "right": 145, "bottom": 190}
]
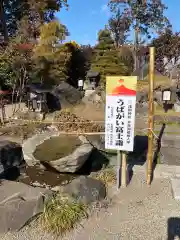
[
  {"left": 92, "top": 168, "right": 116, "bottom": 187},
  {"left": 40, "top": 194, "right": 88, "bottom": 236}
]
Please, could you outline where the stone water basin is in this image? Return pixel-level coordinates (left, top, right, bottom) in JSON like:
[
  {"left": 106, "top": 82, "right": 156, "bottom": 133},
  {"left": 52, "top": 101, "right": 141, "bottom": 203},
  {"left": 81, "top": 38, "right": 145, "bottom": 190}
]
[
  {"left": 22, "top": 131, "right": 94, "bottom": 173},
  {"left": 20, "top": 132, "right": 95, "bottom": 188}
]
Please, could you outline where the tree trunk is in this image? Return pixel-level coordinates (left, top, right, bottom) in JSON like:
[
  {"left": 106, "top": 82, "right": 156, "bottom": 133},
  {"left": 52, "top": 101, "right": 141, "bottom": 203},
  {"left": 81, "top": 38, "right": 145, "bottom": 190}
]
[
  {"left": 134, "top": 27, "right": 139, "bottom": 72},
  {"left": 0, "top": 0, "right": 8, "bottom": 43}
]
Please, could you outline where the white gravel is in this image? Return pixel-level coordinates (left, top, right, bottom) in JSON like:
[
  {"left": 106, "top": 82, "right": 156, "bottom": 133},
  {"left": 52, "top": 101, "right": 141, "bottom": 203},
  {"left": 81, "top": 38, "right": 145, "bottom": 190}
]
[{"left": 0, "top": 172, "right": 180, "bottom": 240}]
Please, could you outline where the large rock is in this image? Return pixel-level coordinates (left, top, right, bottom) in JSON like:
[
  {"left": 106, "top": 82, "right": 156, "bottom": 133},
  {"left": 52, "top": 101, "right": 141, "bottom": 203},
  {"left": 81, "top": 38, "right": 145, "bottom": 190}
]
[
  {"left": 0, "top": 141, "right": 26, "bottom": 180},
  {"left": 23, "top": 132, "right": 93, "bottom": 172},
  {"left": 0, "top": 180, "right": 52, "bottom": 232},
  {"left": 45, "top": 136, "right": 93, "bottom": 172},
  {"left": 61, "top": 176, "right": 106, "bottom": 204},
  {"left": 52, "top": 81, "right": 82, "bottom": 108}
]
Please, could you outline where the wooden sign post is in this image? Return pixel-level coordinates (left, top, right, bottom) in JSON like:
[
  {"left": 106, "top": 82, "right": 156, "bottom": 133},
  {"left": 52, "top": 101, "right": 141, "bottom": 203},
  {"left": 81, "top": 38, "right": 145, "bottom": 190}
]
[
  {"left": 117, "top": 150, "right": 121, "bottom": 189},
  {"left": 147, "top": 47, "right": 155, "bottom": 185},
  {"left": 121, "top": 152, "right": 128, "bottom": 187}
]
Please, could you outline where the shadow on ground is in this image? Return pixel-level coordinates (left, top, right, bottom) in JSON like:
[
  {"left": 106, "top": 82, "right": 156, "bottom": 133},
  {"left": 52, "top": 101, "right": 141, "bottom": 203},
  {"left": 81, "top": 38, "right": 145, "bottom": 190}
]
[
  {"left": 76, "top": 148, "right": 109, "bottom": 175},
  {"left": 151, "top": 123, "right": 166, "bottom": 183},
  {"left": 127, "top": 123, "right": 166, "bottom": 184},
  {"left": 127, "top": 135, "right": 148, "bottom": 182},
  {"left": 128, "top": 135, "right": 148, "bottom": 165},
  {"left": 167, "top": 217, "right": 180, "bottom": 240}
]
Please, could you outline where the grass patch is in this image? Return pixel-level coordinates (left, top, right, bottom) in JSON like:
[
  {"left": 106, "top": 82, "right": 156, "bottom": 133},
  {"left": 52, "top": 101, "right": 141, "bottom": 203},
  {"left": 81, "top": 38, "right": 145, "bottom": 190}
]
[
  {"left": 40, "top": 194, "right": 88, "bottom": 236},
  {"left": 137, "top": 80, "right": 148, "bottom": 91},
  {"left": 137, "top": 129, "right": 180, "bottom": 135},
  {"left": 154, "top": 131, "right": 180, "bottom": 135},
  {"left": 154, "top": 121, "right": 180, "bottom": 126},
  {"left": 33, "top": 135, "right": 81, "bottom": 161},
  {"left": 144, "top": 74, "right": 171, "bottom": 85},
  {"left": 92, "top": 168, "right": 116, "bottom": 187},
  {"left": 137, "top": 74, "right": 171, "bottom": 92},
  {"left": 155, "top": 111, "right": 180, "bottom": 116},
  {"left": 155, "top": 108, "right": 176, "bottom": 115},
  {"left": 154, "top": 103, "right": 177, "bottom": 115}
]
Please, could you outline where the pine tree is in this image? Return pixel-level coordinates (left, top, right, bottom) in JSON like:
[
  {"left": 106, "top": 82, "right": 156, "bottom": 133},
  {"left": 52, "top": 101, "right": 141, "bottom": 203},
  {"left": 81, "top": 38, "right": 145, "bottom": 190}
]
[{"left": 91, "top": 28, "right": 132, "bottom": 83}]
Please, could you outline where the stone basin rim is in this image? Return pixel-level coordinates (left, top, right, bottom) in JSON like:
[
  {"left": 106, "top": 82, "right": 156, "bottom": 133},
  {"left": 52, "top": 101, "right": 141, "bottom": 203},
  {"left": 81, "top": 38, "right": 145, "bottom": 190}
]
[{"left": 22, "top": 130, "right": 93, "bottom": 170}]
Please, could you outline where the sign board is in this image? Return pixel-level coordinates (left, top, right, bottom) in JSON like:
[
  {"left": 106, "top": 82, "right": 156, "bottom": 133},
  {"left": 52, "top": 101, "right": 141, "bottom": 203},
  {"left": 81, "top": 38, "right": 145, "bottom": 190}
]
[
  {"left": 105, "top": 76, "right": 137, "bottom": 152},
  {"left": 162, "top": 90, "right": 171, "bottom": 101},
  {"left": 78, "top": 79, "right": 84, "bottom": 87}
]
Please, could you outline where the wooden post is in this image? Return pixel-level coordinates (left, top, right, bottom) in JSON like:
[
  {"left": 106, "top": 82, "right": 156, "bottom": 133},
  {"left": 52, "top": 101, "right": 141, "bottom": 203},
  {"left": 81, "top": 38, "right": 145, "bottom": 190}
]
[
  {"left": 121, "top": 152, "right": 128, "bottom": 187},
  {"left": 147, "top": 47, "right": 155, "bottom": 185},
  {"left": 117, "top": 150, "right": 121, "bottom": 189}
]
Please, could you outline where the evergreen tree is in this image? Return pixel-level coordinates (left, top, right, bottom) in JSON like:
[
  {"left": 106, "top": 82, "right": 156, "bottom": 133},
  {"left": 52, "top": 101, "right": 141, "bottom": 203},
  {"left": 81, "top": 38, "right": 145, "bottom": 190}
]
[{"left": 91, "top": 28, "right": 132, "bottom": 84}]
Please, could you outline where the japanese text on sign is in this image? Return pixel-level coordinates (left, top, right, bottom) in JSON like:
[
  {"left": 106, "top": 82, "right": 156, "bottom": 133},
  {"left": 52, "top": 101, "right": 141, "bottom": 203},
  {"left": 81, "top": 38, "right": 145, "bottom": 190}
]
[
  {"left": 105, "top": 76, "right": 137, "bottom": 151},
  {"left": 115, "top": 99, "right": 125, "bottom": 147}
]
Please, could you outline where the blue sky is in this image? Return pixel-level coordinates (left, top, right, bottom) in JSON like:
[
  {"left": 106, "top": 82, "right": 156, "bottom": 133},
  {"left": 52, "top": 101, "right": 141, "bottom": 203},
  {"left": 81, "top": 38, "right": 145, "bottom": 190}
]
[{"left": 56, "top": 0, "right": 180, "bottom": 46}]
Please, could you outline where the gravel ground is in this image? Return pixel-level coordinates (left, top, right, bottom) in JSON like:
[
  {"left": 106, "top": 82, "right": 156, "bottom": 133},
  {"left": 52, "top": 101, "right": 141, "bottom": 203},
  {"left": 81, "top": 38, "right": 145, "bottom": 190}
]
[{"left": 0, "top": 172, "right": 180, "bottom": 240}]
